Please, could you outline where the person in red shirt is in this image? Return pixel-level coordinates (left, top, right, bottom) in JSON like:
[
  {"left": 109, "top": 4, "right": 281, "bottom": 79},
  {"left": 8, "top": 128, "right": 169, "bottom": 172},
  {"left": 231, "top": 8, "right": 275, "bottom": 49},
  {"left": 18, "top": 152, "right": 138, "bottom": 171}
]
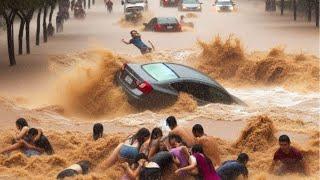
[{"left": 269, "top": 135, "right": 309, "bottom": 175}]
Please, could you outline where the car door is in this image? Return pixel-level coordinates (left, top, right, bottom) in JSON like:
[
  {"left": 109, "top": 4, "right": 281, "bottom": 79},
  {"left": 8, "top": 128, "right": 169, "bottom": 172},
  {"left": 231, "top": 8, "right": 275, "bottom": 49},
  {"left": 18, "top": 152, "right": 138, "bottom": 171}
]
[{"left": 170, "top": 81, "right": 232, "bottom": 104}]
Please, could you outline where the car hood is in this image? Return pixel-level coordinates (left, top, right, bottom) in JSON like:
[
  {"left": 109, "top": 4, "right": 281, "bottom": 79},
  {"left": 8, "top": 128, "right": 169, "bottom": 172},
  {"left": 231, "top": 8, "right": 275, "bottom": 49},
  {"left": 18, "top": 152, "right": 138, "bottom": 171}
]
[{"left": 216, "top": 4, "right": 233, "bottom": 7}]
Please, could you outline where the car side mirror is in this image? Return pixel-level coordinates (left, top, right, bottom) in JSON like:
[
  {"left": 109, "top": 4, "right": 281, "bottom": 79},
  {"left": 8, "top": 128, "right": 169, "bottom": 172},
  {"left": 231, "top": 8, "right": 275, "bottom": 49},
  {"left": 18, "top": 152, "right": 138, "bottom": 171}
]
[
  {"left": 121, "top": 1, "right": 124, "bottom": 5},
  {"left": 143, "top": 23, "right": 147, "bottom": 26},
  {"left": 200, "top": 2, "right": 203, "bottom": 4}
]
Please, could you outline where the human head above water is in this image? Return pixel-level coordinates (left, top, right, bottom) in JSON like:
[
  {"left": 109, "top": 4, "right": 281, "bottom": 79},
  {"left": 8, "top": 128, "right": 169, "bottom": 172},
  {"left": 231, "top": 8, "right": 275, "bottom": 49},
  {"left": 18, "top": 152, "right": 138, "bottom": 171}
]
[
  {"left": 191, "top": 144, "right": 204, "bottom": 154},
  {"left": 132, "top": 128, "right": 151, "bottom": 145},
  {"left": 237, "top": 153, "right": 249, "bottom": 165},
  {"left": 168, "top": 134, "right": 182, "bottom": 148},
  {"left": 166, "top": 116, "right": 177, "bottom": 130},
  {"left": 93, "top": 123, "right": 104, "bottom": 141},
  {"left": 130, "top": 30, "right": 139, "bottom": 37},
  {"left": 279, "top": 134, "right": 291, "bottom": 152},
  {"left": 16, "top": 118, "right": 28, "bottom": 130},
  {"left": 151, "top": 127, "right": 163, "bottom": 140},
  {"left": 192, "top": 124, "right": 204, "bottom": 137},
  {"left": 27, "top": 128, "right": 39, "bottom": 140}
]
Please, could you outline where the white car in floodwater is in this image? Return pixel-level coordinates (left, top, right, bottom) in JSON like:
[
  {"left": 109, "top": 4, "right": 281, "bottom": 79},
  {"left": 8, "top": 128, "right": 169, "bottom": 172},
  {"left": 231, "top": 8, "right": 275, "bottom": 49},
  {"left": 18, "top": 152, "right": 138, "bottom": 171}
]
[
  {"left": 122, "top": 0, "right": 148, "bottom": 12},
  {"left": 213, "top": 0, "right": 237, "bottom": 12}
]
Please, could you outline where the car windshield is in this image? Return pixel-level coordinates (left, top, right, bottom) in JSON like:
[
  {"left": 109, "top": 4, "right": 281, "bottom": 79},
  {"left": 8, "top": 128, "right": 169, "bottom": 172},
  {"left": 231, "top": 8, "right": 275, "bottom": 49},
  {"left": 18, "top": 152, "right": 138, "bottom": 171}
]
[
  {"left": 142, "top": 63, "right": 178, "bottom": 81},
  {"left": 216, "top": 1, "right": 232, "bottom": 5},
  {"left": 126, "top": 0, "right": 144, "bottom": 3},
  {"left": 158, "top": 17, "right": 177, "bottom": 24},
  {"left": 183, "top": 0, "right": 198, "bottom": 4}
]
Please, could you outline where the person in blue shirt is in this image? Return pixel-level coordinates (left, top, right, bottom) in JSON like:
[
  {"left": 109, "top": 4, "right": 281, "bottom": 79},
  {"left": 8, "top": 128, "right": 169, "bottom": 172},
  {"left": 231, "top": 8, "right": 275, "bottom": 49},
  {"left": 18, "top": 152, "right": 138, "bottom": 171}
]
[
  {"left": 217, "top": 153, "right": 249, "bottom": 180},
  {"left": 122, "top": 30, "right": 154, "bottom": 54}
]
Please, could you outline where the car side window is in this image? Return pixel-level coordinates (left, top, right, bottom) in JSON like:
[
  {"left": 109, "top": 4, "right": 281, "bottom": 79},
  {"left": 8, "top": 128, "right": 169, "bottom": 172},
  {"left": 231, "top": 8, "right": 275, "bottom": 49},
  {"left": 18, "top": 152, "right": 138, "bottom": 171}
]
[
  {"left": 171, "top": 82, "right": 210, "bottom": 101},
  {"left": 171, "top": 82, "right": 231, "bottom": 103}
]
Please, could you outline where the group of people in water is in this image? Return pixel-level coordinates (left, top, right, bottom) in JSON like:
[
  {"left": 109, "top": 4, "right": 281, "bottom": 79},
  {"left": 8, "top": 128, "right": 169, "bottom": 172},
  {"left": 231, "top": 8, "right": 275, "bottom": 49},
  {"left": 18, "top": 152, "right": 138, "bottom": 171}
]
[{"left": 0, "top": 116, "right": 308, "bottom": 179}]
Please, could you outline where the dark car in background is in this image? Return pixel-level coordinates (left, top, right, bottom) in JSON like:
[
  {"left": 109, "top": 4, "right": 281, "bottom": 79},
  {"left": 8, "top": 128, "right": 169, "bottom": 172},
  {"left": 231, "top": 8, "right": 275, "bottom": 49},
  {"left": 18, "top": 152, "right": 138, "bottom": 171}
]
[
  {"left": 143, "top": 17, "right": 182, "bottom": 32},
  {"left": 160, "top": 0, "right": 180, "bottom": 7},
  {"left": 116, "top": 62, "right": 244, "bottom": 107}
]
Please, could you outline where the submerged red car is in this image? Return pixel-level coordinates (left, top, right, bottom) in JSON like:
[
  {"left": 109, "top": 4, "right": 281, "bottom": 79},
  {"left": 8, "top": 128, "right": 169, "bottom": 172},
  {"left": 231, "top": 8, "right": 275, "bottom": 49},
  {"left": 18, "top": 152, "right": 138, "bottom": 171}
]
[
  {"left": 160, "top": 0, "right": 180, "bottom": 7},
  {"left": 143, "top": 17, "right": 182, "bottom": 32}
]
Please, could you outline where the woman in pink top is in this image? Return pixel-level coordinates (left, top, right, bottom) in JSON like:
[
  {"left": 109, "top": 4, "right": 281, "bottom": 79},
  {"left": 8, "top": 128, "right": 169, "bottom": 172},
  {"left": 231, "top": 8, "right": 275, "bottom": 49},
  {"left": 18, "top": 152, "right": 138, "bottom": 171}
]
[
  {"left": 175, "top": 144, "right": 220, "bottom": 180},
  {"left": 168, "top": 134, "right": 190, "bottom": 177}
]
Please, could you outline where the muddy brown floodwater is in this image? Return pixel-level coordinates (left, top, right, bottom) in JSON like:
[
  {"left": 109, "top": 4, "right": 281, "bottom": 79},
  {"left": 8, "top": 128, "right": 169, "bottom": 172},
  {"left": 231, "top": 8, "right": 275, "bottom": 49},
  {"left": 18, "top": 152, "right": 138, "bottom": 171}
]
[{"left": 0, "top": 0, "right": 319, "bottom": 179}]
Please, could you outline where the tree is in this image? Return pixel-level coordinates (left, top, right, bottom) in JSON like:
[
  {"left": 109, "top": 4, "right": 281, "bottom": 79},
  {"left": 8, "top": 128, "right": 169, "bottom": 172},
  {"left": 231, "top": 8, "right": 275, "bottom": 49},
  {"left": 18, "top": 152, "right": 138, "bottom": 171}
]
[
  {"left": 0, "top": 0, "right": 18, "bottom": 66},
  {"left": 316, "top": 0, "right": 319, "bottom": 27},
  {"left": 43, "top": 1, "right": 49, "bottom": 42},
  {"left": 17, "top": 12, "right": 25, "bottom": 55},
  {"left": 16, "top": 0, "right": 38, "bottom": 54},
  {"left": 36, "top": 9, "right": 42, "bottom": 45},
  {"left": 49, "top": 0, "right": 57, "bottom": 24}
]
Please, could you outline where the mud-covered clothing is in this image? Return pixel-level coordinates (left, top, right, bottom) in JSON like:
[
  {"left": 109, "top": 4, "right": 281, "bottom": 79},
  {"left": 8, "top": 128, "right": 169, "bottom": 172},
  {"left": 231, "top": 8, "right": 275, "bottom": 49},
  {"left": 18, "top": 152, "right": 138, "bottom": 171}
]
[
  {"left": 217, "top": 160, "right": 248, "bottom": 180},
  {"left": 170, "top": 147, "right": 188, "bottom": 176},
  {"left": 273, "top": 147, "right": 303, "bottom": 164},
  {"left": 193, "top": 153, "right": 220, "bottom": 180}
]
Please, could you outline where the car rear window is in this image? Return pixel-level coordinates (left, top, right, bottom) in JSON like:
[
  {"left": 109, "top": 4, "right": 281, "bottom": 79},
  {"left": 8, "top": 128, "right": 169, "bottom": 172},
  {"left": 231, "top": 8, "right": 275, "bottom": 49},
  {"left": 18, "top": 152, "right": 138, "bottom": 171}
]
[
  {"left": 183, "top": 0, "right": 198, "bottom": 4},
  {"left": 142, "top": 63, "right": 178, "bottom": 81},
  {"left": 158, "top": 17, "right": 177, "bottom": 24}
]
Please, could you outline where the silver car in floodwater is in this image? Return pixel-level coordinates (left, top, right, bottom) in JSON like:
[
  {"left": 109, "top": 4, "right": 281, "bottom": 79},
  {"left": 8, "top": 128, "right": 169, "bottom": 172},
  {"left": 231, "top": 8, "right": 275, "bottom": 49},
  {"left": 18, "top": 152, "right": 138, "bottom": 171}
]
[
  {"left": 178, "top": 0, "right": 202, "bottom": 11},
  {"left": 116, "top": 62, "right": 244, "bottom": 107},
  {"left": 213, "top": 0, "right": 237, "bottom": 12}
]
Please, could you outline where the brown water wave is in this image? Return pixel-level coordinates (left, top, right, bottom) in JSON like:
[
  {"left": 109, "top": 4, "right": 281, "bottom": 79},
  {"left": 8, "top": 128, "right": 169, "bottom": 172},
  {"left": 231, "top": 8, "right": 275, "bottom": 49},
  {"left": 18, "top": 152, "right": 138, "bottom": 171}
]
[
  {"left": 0, "top": 116, "right": 318, "bottom": 179},
  {"left": 196, "top": 36, "right": 320, "bottom": 92}
]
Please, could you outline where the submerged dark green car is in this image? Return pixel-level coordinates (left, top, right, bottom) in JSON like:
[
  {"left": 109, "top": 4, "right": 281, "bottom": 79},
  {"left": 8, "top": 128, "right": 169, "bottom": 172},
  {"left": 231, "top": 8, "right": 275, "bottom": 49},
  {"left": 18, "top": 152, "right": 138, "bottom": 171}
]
[{"left": 116, "top": 62, "right": 244, "bottom": 107}]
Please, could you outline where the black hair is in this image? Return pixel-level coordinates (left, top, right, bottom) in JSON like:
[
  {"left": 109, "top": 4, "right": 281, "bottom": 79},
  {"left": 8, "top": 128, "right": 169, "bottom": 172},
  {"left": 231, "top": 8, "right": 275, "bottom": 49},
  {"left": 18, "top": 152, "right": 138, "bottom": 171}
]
[
  {"left": 166, "top": 116, "right": 177, "bottom": 128},
  {"left": 191, "top": 144, "right": 214, "bottom": 170},
  {"left": 151, "top": 128, "right": 163, "bottom": 140},
  {"left": 134, "top": 153, "right": 148, "bottom": 163},
  {"left": 56, "top": 169, "right": 78, "bottom": 179},
  {"left": 16, "top": 118, "right": 28, "bottom": 130},
  {"left": 27, "top": 128, "right": 38, "bottom": 137},
  {"left": 279, "top": 134, "right": 290, "bottom": 143},
  {"left": 35, "top": 135, "right": 54, "bottom": 155},
  {"left": 131, "top": 128, "right": 150, "bottom": 150},
  {"left": 93, "top": 123, "right": 103, "bottom": 141},
  {"left": 237, "top": 153, "right": 249, "bottom": 164},
  {"left": 77, "top": 160, "right": 90, "bottom": 174},
  {"left": 130, "top": 30, "right": 137, "bottom": 35},
  {"left": 168, "top": 134, "right": 182, "bottom": 143},
  {"left": 192, "top": 124, "right": 204, "bottom": 135}
]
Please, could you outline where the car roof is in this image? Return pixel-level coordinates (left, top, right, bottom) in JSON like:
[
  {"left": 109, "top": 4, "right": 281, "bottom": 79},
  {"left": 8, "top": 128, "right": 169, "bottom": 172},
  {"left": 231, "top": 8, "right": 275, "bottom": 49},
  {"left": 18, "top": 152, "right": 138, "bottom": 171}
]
[
  {"left": 128, "top": 62, "right": 225, "bottom": 89},
  {"left": 163, "top": 63, "right": 212, "bottom": 81},
  {"left": 140, "top": 62, "right": 224, "bottom": 88}
]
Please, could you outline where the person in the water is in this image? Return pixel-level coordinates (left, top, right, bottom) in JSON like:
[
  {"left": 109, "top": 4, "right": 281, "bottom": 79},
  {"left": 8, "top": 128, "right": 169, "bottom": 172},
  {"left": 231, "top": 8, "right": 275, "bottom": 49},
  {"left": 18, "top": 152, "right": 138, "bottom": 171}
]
[{"left": 122, "top": 30, "right": 154, "bottom": 54}]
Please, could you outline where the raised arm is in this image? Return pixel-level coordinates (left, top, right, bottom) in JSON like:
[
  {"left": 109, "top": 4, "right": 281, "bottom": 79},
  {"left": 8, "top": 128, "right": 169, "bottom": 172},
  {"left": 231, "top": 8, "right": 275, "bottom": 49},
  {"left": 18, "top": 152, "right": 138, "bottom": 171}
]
[{"left": 122, "top": 39, "right": 131, "bottom": 45}]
